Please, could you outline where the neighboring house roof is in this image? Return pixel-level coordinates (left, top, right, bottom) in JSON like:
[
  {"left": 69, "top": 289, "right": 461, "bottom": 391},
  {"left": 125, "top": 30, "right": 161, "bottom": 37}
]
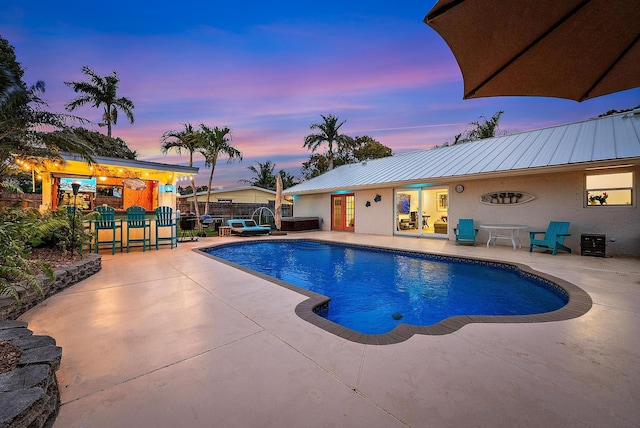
[
  {"left": 61, "top": 153, "right": 199, "bottom": 175},
  {"left": 178, "top": 186, "right": 292, "bottom": 204},
  {"left": 285, "top": 111, "right": 640, "bottom": 195},
  {"left": 177, "top": 186, "right": 278, "bottom": 199}
]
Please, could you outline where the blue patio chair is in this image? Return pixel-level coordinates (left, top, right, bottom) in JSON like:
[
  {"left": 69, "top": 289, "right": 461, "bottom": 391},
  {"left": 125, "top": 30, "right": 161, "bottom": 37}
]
[
  {"left": 453, "top": 218, "right": 478, "bottom": 246},
  {"left": 92, "top": 205, "right": 123, "bottom": 255},
  {"left": 529, "top": 221, "right": 571, "bottom": 255},
  {"left": 155, "top": 206, "right": 178, "bottom": 250},
  {"left": 126, "top": 206, "right": 151, "bottom": 252}
]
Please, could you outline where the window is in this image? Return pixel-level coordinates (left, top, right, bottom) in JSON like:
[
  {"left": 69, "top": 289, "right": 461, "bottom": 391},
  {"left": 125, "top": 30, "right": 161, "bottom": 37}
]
[
  {"left": 97, "top": 185, "right": 123, "bottom": 198},
  {"left": 95, "top": 184, "right": 124, "bottom": 209},
  {"left": 585, "top": 171, "right": 633, "bottom": 207}
]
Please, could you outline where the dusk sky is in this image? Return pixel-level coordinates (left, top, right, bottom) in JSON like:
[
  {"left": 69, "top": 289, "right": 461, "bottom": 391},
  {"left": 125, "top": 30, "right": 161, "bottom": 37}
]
[{"left": 2, "top": 1, "right": 639, "bottom": 188}]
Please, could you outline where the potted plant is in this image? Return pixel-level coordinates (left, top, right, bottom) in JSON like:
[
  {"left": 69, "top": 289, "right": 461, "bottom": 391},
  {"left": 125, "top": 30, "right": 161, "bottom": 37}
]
[{"left": 588, "top": 192, "right": 608, "bottom": 205}]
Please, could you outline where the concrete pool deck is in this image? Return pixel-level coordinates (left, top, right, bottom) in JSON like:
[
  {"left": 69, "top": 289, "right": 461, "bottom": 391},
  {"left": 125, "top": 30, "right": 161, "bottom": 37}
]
[{"left": 19, "top": 232, "right": 640, "bottom": 427}]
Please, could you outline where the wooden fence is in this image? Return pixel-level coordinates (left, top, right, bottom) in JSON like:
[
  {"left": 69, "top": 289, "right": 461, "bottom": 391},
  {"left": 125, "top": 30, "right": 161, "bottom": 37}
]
[
  {"left": 177, "top": 201, "right": 292, "bottom": 221},
  {"left": 0, "top": 193, "right": 42, "bottom": 208}
]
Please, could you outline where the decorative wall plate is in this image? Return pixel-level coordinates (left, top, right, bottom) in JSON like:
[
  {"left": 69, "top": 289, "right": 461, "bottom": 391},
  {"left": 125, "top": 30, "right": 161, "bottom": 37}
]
[{"left": 480, "top": 191, "right": 534, "bottom": 205}]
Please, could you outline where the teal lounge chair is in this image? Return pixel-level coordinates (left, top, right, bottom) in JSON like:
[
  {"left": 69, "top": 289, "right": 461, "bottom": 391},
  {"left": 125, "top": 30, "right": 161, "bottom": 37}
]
[
  {"left": 227, "top": 219, "right": 271, "bottom": 236},
  {"left": 453, "top": 218, "right": 478, "bottom": 246},
  {"left": 529, "top": 221, "right": 571, "bottom": 255}
]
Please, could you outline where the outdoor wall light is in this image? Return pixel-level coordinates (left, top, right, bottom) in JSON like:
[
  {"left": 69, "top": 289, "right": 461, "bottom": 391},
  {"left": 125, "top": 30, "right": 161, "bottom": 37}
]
[{"left": 164, "top": 183, "right": 174, "bottom": 193}]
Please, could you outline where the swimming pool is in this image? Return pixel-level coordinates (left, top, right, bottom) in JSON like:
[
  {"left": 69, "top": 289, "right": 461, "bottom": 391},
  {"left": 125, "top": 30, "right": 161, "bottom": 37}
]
[{"left": 201, "top": 239, "right": 592, "bottom": 343}]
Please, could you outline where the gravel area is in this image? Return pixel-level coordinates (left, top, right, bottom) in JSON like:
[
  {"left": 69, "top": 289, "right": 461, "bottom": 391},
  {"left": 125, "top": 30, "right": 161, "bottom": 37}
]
[{"left": 0, "top": 340, "right": 22, "bottom": 374}]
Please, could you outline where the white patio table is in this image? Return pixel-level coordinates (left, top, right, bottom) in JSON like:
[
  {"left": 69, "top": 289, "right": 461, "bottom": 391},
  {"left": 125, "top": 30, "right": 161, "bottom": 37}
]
[{"left": 479, "top": 224, "right": 528, "bottom": 250}]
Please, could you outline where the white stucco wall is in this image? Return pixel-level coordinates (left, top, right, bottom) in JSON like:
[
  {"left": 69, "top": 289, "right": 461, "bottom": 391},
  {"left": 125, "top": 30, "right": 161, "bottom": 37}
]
[
  {"left": 291, "top": 194, "right": 332, "bottom": 230},
  {"left": 292, "top": 165, "right": 639, "bottom": 256},
  {"left": 352, "top": 189, "right": 395, "bottom": 235},
  {"left": 448, "top": 168, "right": 639, "bottom": 256}
]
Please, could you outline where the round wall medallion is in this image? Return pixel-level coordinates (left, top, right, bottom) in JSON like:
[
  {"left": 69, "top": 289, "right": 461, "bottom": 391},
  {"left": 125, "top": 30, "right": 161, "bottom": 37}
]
[{"left": 455, "top": 184, "right": 465, "bottom": 193}]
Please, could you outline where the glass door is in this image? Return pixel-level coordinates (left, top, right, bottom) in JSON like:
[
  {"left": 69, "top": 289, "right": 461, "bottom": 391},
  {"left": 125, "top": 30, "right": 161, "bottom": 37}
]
[
  {"left": 395, "top": 188, "right": 448, "bottom": 236},
  {"left": 395, "top": 190, "right": 419, "bottom": 234},
  {"left": 331, "top": 194, "right": 355, "bottom": 231}
]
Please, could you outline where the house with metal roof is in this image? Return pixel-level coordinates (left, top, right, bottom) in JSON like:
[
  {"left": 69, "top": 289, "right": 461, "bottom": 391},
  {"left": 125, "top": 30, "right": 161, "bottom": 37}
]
[{"left": 284, "top": 111, "right": 640, "bottom": 256}]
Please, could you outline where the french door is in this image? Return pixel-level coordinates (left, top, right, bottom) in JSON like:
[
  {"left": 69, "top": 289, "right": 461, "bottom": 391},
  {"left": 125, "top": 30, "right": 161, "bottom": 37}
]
[{"left": 331, "top": 194, "right": 355, "bottom": 231}]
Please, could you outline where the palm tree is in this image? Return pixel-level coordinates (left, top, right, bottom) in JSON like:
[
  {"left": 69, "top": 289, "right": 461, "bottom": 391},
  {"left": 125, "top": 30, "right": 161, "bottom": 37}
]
[
  {"left": 65, "top": 66, "right": 134, "bottom": 138},
  {"left": 2, "top": 39, "right": 92, "bottom": 189},
  {"left": 240, "top": 160, "right": 277, "bottom": 190},
  {"left": 278, "top": 170, "right": 298, "bottom": 189},
  {"left": 303, "top": 114, "right": 353, "bottom": 171},
  {"left": 160, "top": 123, "right": 202, "bottom": 217},
  {"left": 196, "top": 125, "right": 242, "bottom": 216},
  {"left": 1, "top": 73, "right": 93, "bottom": 190}
]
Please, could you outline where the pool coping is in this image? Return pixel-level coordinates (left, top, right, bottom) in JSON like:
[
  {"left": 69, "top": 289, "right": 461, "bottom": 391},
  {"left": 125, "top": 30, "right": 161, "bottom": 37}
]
[{"left": 196, "top": 238, "right": 593, "bottom": 345}]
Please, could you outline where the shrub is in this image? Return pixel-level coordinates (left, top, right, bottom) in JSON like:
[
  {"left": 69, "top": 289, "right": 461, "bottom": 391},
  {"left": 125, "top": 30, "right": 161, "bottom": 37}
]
[
  {"left": 35, "top": 207, "right": 94, "bottom": 255},
  {"left": 0, "top": 207, "right": 53, "bottom": 300},
  {"left": 0, "top": 206, "right": 98, "bottom": 300}
]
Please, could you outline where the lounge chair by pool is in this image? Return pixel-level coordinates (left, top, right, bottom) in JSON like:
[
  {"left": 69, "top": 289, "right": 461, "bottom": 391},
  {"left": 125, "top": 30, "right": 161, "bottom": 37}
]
[{"left": 227, "top": 219, "right": 271, "bottom": 236}]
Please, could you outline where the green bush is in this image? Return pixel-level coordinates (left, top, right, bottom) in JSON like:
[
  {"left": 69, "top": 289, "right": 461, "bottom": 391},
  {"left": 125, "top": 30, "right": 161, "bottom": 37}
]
[
  {"left": 36, "top": 207, "right": 94, "bottom": 255},
  {"left": 0, "top": 206, "right": 98, "bottom": 301},
  {"left": 0, "top": 207, "right": 53, "bottom": 300}
]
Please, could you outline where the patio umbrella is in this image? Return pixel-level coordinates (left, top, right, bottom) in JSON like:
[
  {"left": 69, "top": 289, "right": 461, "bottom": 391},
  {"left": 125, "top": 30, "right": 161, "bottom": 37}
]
[
  {"left": 424, "top": 0, "right": 640, "bottom": 101},
  {"left": 275, "top": 173, "right": 283, "bottom": 231}
]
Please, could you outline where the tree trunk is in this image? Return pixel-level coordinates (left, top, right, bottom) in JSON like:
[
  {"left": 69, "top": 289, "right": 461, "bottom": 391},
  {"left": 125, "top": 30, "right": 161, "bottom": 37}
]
[
  {"left": 190, "top": 177, "right": 201, "bottom": 218},
  {"left": 204, "top": 159, "right": 217, "bottom": 216}
]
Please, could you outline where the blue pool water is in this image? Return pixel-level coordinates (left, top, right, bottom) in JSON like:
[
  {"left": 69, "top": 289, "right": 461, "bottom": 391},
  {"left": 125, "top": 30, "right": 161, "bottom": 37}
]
[{"left": 202, "top": 240, "right": 568, "bottom": 334}]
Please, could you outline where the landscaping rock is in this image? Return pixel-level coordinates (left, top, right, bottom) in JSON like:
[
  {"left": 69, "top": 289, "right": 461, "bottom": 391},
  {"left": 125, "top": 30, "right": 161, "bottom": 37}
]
[
  {"left": 0, "top": 366, "right": 50, "bottom": 392},
  {"left": 0, "top": 388, "right": 49, "bottom": 428},
  {"left": 0, "top": 254, "right": 101, "bottom": 427}
]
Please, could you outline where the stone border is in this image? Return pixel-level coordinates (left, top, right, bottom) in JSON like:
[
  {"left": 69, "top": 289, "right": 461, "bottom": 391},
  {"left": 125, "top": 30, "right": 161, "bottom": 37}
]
[
  {"left": 198, "top": 239, "right": 593, "bottom": 345},
  {"left": 0, "top": 254, "right": 102, "bottom": 428},
  {"left": 0, "top": 254, "right": 102, "bottom": 320},
  {"left": 0, "top": 320, "right": 61, "bottom": 428}
]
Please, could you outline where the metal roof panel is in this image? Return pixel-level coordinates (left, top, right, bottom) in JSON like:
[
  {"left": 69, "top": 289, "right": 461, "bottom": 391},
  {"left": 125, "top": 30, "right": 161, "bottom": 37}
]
[{"left": 285, "top": 113, "right": 640, "bottom": 195}]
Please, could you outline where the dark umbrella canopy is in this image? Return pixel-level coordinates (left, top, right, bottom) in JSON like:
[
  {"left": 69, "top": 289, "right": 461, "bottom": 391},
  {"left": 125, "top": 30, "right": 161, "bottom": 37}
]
[{"left": 425, "top": 0, "right": 640, "bottom": 102}]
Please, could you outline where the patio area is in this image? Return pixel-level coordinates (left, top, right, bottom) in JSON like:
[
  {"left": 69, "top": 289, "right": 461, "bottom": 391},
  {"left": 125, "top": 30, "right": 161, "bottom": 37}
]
[{"left": 19, "top": 232, "right": 640, "bottom": 427}]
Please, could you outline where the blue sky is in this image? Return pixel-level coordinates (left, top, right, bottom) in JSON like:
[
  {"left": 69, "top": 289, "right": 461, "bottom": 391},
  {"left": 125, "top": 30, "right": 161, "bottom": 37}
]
[{"left": 2, "top": 1, "right": 639, "bottom": 187}]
